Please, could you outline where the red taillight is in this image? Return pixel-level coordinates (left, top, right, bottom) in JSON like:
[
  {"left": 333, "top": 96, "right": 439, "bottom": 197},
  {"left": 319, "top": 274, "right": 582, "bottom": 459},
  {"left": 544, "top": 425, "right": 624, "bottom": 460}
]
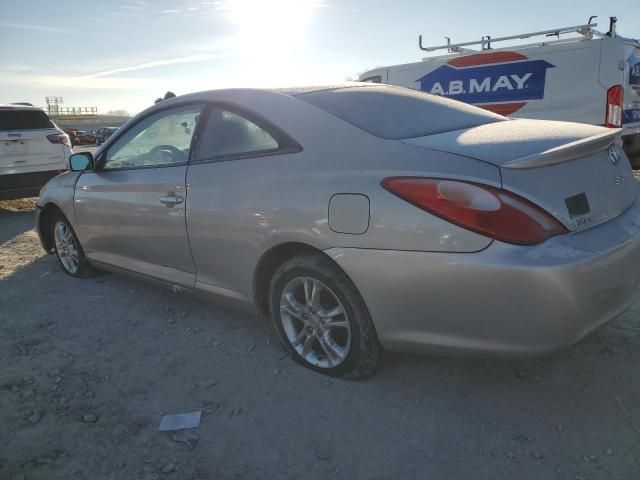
[
  {"left": 605, "top": 85, "right": 624, "bottom": 128},
  {"left": 47, "top": 133, "right": 71, "bottom": 147},
  {"left": 381, "top": 177, "right": 567, "bottom": 245}
]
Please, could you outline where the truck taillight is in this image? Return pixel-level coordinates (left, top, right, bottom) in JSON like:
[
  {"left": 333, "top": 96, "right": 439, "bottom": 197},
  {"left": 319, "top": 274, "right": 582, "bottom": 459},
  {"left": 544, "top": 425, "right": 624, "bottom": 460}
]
[
  {"left": 381, "top": 177, "right": 567, "bottom": 245},
  {"left": 47, "top": 133, "right": 71, "bottom": 147},
  {"left": 605, "top": 85, "right": 623, "bottom": 128}
]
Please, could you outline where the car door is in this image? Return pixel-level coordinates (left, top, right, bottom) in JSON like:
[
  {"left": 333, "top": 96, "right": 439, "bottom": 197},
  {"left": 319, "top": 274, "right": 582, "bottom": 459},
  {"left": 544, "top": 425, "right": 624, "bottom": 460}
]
[
  {"left": 74, "top": 103, "right": 203, "bottom": 287},
  {"left": 186, "top": 104, "right": 302, "bottom": 295}
]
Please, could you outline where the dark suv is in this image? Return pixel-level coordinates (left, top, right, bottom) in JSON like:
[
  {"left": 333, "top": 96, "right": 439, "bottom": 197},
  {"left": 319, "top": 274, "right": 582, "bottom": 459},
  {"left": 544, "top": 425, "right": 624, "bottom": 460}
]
[{"left": 95, "top": 127, "right": 118, "bottom": 145}]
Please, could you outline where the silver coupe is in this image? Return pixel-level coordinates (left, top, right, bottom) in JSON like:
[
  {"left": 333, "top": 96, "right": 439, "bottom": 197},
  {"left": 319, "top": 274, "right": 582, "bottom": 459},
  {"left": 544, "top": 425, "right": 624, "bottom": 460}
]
[{"left": 36, "top": 84, "right": 640, "bottom": 378}]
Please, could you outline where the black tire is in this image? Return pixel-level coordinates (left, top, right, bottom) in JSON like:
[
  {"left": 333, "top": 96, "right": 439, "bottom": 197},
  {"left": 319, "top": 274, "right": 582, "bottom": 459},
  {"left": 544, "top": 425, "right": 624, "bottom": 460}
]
[
  {"left": 269, "top": 254, "right": 383, "bottom": 379},
  {"left": 51, "top": 211, "right": 96, "bottom": 278}
]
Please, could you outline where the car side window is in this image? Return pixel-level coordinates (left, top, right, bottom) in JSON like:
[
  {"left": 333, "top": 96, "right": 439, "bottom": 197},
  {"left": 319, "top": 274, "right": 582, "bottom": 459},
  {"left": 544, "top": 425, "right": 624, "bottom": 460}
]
[
  {"left": 192, "top": 108, "right": 279, "bottom": 161},
  {"left": 103, "top": 104, "right": 202, "bottom": 170}
]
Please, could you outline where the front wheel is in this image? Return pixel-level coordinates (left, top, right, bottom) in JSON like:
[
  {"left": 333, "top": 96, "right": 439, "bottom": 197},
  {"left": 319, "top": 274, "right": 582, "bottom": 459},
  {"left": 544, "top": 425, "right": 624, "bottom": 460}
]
[
  {"left": 51, "top": 212, "right": 96, "bottom": 278},
  {"left": 269, "top": 254, "right": 382, "bottom": 379}
]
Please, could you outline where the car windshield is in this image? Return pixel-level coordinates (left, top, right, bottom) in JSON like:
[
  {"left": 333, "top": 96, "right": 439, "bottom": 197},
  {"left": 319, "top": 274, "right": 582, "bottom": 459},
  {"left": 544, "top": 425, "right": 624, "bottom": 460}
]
[
  {"left": 296, "top": 84, "right": 505, "bottom": 139},
  {"left": 0, "top": 109, "right": 54, "bottom": 131}
]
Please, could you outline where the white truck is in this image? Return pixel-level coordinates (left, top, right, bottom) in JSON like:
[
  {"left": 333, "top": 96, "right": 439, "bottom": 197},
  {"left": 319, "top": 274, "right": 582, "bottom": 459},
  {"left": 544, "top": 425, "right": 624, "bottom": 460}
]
[{"left": 359, "top": 17, "right": 640, "bottom": 167}]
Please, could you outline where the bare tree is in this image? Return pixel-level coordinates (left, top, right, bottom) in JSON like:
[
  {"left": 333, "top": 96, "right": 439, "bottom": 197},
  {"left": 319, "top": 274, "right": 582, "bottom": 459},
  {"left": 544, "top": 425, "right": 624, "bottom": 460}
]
[{"left": 154, "top": 91, "right": 177, "bottom": 105}]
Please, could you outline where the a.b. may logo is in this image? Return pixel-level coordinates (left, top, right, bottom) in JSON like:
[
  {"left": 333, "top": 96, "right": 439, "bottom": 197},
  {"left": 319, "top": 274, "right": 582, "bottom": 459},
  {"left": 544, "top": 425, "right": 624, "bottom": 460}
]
[
  {"left": 416, "top": 51, "right": 555, "bottom": 115},
  {"left": 629, "top": 48, "right": 640, "bottom": 95}
]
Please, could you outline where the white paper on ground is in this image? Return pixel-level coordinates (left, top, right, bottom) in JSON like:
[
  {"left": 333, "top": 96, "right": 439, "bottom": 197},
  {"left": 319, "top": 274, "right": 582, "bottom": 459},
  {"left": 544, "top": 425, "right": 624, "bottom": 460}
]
[{"left": 158, "top": 410, "right": 202, "bottom": 431}]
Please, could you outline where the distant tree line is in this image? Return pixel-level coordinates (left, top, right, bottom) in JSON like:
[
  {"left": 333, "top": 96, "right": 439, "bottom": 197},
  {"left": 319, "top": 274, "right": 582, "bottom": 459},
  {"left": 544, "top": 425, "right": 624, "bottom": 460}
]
[{"left": 103, "top": 109, "right": 131, "bottom": 118}]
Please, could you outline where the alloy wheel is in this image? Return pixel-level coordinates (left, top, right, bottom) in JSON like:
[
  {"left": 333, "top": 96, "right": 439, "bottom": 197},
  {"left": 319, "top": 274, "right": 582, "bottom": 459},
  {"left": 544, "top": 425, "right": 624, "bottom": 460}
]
[
  {"left": 54, "top": 221, "right": 80, "bottom": 274},
  {"left": 279, "top": 277, "right": 351, "bottom": 368}
]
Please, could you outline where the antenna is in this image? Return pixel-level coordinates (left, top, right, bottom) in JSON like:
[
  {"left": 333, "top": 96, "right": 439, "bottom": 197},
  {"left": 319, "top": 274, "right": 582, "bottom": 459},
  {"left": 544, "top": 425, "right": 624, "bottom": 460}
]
[{"left": 608, "top": 17, "right": 617, "bottom": 37}]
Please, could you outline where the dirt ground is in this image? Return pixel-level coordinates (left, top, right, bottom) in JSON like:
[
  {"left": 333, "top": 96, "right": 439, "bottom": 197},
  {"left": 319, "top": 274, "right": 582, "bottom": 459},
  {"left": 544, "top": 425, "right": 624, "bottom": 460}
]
[{"left": 1, "top": 197, "right": 640, "bottom": 480}]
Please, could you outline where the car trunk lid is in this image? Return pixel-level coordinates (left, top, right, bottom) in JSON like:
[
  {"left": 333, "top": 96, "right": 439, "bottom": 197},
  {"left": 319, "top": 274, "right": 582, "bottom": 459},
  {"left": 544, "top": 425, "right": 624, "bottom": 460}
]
[
  {"left": 402, "top": 119, "right": 637, "bottom": 232},
  {"left": 0, "top": 129, "right": 65, "bottom": 169}
]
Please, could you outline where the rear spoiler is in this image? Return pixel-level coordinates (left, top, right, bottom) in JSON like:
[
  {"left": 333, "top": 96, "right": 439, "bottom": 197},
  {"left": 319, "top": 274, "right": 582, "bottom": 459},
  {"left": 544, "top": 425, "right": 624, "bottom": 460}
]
[{"left": 502, "top": 129, "right": 623, "bottom": 169}]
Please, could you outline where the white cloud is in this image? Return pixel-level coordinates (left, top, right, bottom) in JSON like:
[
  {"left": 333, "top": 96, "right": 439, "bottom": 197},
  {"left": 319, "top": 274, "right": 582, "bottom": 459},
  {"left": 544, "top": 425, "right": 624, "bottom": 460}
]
[
  {"left": 0, "top": 22, "right": 70, "bottom": 34},
  {"left": 81, "top": 52, "right": 234, "bottom": 79},
  {"left": 0, "top": 72, "right": 165, "bottom": 91},
  {"left": 5, "top": 64, "right": 34, "bottom": 72}
]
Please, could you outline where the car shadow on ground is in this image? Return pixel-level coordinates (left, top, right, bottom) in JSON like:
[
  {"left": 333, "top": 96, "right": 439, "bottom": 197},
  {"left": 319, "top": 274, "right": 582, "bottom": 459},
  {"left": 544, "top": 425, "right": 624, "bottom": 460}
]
[{"left": 0, "top": 204, "right": 36, "bottom": 244}]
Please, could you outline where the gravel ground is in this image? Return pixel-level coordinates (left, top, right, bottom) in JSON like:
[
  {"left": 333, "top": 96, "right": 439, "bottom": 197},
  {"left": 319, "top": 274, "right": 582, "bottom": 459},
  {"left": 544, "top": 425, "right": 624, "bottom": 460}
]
[{"left": 1, "top": 197, "right": 640, "bottom": 480}]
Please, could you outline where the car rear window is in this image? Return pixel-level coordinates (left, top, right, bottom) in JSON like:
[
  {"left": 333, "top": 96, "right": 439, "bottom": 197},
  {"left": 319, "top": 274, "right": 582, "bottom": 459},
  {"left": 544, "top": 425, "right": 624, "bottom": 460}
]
[
  {"left": 0, "top": 109, "right": 54, "bottom": 131},
  {"left": 295, "top": 85, "right": 505, "bottom": 140}
]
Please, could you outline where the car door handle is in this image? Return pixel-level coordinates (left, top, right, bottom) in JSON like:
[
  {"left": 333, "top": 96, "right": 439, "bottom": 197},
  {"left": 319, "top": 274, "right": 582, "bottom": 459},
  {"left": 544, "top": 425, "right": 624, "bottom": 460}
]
[{"left": 159, "top": 193, "right": 184, "bottom": 207}]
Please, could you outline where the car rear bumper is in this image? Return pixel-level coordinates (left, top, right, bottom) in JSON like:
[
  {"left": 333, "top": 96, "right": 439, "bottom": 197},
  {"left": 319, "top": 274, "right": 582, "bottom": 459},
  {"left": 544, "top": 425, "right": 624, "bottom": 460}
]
[
  {"left": 0, "top": 170, "right": 64, "bottom": 200},
  {"left": 326, "top": 197, "right": 640, "bottom": 356}
]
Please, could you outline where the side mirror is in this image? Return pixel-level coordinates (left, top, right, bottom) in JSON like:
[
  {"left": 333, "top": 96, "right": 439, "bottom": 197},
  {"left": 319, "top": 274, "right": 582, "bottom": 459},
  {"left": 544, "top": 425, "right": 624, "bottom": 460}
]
[{"left": 69, "top": 152, "right": 94, "bottom": 172}]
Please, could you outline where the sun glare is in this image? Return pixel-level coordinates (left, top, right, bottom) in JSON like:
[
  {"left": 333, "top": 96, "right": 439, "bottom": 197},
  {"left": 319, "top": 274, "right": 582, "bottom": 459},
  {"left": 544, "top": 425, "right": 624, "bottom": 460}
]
[{"left": 225, "top": 0, "right": 322, "bottom": 50}]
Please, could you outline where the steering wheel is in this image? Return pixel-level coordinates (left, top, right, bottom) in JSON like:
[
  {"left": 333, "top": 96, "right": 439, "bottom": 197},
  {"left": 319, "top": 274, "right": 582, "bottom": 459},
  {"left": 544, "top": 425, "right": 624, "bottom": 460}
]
[{"left": 149, "top": 144, "right": 187, "bottom": 163}]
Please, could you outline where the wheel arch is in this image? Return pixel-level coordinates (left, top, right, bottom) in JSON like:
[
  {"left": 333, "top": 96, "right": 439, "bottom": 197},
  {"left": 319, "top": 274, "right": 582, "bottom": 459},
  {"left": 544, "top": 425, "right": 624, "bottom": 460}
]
[
  {"left": 38, "top": 202, "right": 64, "bottom": 253},
  {"left": 253, "top": 242, "right": 342, "bottom": 315}
]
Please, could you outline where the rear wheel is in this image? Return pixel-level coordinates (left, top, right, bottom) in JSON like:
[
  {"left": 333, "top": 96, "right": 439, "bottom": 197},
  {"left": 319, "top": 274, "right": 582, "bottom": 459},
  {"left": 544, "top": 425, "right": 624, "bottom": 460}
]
[
  {"left": 269, "top": 254, "right": 382, "bottom": 379},
  {"left": 51, "top": 212, "right": 96, "bottom": 278}
]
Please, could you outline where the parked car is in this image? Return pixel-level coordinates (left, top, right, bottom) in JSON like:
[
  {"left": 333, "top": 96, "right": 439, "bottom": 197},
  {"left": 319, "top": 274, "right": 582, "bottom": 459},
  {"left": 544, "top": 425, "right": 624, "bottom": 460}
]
[
  {"left": 359, "top": 18, "right": 640, "bottom": 167},
  {"left": 95, "top": 127, "right": 118, "bottom": 145},
  {"left": 35, "top": 85, "right": 640, "bottom": 378},
  {"left": 0, "top": 104, "right": 71, "bottom": 200},
  {"left": 73, "top": 130, "right": 96, "bottom": 145},
  {"left": 62, "top": 128, "right": 78, "bottom": 146}
]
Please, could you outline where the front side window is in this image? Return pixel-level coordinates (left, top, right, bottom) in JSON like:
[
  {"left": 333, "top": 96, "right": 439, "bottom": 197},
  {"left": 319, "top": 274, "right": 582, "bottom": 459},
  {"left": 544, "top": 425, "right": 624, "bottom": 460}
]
[
  {"left": 192, "top": 108, "right": 279, "bottom": 161},
  {"left": 103, "top": 104, "right": 202, "bottom": 170}
]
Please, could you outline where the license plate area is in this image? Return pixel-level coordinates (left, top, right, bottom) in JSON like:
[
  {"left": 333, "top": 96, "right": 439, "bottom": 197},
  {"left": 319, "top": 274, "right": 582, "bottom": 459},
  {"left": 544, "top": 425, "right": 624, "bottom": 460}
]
[{"left": 4, "top": 140, "right": 28, "bottom": 156}]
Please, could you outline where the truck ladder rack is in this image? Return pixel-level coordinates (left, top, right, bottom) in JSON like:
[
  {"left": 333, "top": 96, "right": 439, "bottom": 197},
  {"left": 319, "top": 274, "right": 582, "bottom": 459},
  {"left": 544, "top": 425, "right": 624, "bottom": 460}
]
[{"left": 418, "top": 17, "right": 615, "bottom": 54}]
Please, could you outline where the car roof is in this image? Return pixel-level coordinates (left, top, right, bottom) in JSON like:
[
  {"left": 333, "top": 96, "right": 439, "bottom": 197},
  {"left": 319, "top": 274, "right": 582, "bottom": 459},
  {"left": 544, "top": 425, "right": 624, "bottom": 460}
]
[
  {"left": 141, "top": 83, "right": 410, "bottom": 123},
  {"left": 0, "top": 104, "right": 43, "bottom": 111},
  {"left": 175, "top": 83, "right": 382, "bottom": 102},
  {"left": 271, "top": 84, "right": 369, "bottom": 96}
]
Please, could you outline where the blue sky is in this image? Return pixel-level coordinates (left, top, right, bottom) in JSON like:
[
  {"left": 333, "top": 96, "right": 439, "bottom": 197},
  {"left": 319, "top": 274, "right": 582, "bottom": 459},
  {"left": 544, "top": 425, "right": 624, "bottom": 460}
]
[{"left": 1, "top": 0, "right": 638, "bottom": 114}]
